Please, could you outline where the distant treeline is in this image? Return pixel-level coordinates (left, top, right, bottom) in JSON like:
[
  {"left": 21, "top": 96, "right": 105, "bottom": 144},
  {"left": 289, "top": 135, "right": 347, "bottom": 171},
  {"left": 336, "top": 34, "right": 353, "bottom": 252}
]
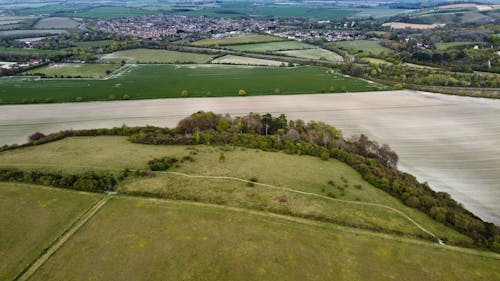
[{"left": 0, "top": 111, "right": 498, "bottom": 252}]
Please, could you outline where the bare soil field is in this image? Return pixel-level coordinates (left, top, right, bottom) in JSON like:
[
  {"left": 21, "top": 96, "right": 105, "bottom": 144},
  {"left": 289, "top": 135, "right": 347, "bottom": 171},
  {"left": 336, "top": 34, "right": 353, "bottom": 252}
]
[{"left": 0, "top": 90, "right": 499, "bottom": 224}]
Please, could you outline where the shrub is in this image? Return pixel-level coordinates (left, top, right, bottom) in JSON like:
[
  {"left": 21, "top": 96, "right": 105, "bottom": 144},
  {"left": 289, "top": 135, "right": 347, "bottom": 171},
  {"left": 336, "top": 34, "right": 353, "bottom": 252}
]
[
  {"left": 238, "top": 89, "right": 247, "bottom": 96},
  {"left": 148, "top": 157, "right": 179, "bottom": 171},
  {"left": 75, "top": 96, "right": 83, "bottom": 102},
  {"left": 122, "top": 94, "right": 130, "bottom": 100},
  {"left": 181, "top": 90, "right": 189, "bottom": 97}
]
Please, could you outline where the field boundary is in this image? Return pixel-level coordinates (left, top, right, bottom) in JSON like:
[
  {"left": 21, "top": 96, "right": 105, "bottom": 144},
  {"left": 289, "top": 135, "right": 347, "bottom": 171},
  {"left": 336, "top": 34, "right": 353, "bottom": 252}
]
[
  {"left": 15, "top": 196, "right": 109, "bottom": 281},
  {"left": 153, "top": 171, "right": 441, "bottom": 242}
]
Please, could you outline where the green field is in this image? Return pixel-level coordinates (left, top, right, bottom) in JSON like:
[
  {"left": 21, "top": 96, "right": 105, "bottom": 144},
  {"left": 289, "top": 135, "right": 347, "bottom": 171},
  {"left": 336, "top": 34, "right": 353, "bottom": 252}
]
[
  {"left": 0, "top": 46, "right": 67, "bottom": 55},
  {"left": 24, "top": 63, "right": 121, "bottom": 78},
  {"left": 190, "top": 34, "right": 284, "bottom": 46},
  {"left": 0, "top": 29, "right": 68, "bottom": 39},
  {"left": 0, "top": 64, "right": 389, "bottom": 104},
  {"left": 435, "top": 41, "right": 480, "bottom": 50},
  {"left": 331, "top": 40, "right": 393, "bottom": 55},
  {"left": 0, "top": 136, "right": 471, "bottom": 244},
  {"left": 25, "top": 196, "right": 499, "bottom": 281},
  {"left": 211, "top": 55, "right": 284, "bottom": 66},
  {"left": 277, "top": 48, "right": 343, "bottom": 62},
  {"left": 69, "top": 6, "right": 157, "bottom": 19},
  {"left": 225, "top": 41, "right": 315, "bottom": 52},
  {"left": 33, "top": 17, "right": 79, "bottom": 29},
  {"left": 0, "top": 182, "right": 100, "bottom": 281},
  {"left": 101, "top": 48, "right": 215, "bottom": 64},
  {"left": 67, "top": 40, "right": 118, "bottom": 50}
]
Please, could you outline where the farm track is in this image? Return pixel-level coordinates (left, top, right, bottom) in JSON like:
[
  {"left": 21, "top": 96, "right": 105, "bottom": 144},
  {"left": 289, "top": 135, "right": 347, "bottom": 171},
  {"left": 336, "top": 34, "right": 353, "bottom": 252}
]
[{"left": 16, "top": 197, "right": 109, "bottom": 281}]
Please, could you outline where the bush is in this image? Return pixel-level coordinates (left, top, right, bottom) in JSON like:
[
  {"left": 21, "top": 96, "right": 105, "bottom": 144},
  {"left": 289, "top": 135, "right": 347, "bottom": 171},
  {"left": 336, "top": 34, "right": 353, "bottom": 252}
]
[
  {"left": 75, "top": 96, "right": 83, "bottom": 102},
  {"left": 148, "top": 157, "right": 179, "bottom": 171},
  {"left": 238, "top": 89, "right": 247, "bottom": 96}
]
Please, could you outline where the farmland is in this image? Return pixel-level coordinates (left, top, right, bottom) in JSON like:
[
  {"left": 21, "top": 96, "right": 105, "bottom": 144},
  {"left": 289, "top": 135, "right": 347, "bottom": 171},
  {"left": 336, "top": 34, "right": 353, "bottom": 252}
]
[
  {"left": 68, "top": 6, "right": 157, "bottom": 19},
  {"left": 27, "top": 196, "right": 500, "bottom": 281},
  {"left": 100, "top": 49, "right": 215, "bottom": 63},
  {"left": 277, "top": 48, "right": 343, "bottom": 63},
  {"left": 330, "top": 40, "right": 393, "bottom": 55},
  {"left": 0, "top": 65, "right": 387, "bottom": 104},
  {"left": 24, "top": 63, "right": 121, "bottom": 78},
  {"left": 435, "top": 41, "right": 481, "bottom": 50},
  {"left": 0, "top": 182, "right": 100, "bottom": 281},
  {"left": 0, "top": 136, "right": 474, "bottom": 242},
  {"left": 211, "top": 55, "right": 284, "bottom": 66},
  {"left": 225, "top": 41, "right": 315, "bottom": 52},
  {"left": 0, "top": 46, "right": 67, "bottom": 55},
  {"left": 0, "top": 29, "right": 68, "bottom": 39},
  {"left": 33, "top": 17, "right": 79, "bottom": 29},
  {"left": 190, "top": 34, "right": 284, "bottom": 47}
]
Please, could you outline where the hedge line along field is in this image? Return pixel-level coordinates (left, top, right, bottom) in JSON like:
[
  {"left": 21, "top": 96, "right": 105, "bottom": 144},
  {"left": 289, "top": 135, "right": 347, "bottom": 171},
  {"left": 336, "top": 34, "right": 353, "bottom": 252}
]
[
  {"left": 0, "top": 136, "right": 471, "bottom": 244},
  {"left": 29, "top": 196, "right": 500, "bottom": 281},
  {"left": 0, "top": 65, "right": 388, "bottom": 104},
  {"left": 225, "top": 41, "right": 315, "bottom": 52},
  {"left": 190, "top": 34, "right": 284, "bottom": 46},
  {"left": 24, "top": 63, "right": 121, "bottom": 78},
  {"left": 0, "top": 182, "right": 100, "bottom": 281},
  {"left": 277, "top": 48, "right": 344, "bottom": 63},
  {"left": 100, "top": 49, "right": 215, "bottom": 63}
]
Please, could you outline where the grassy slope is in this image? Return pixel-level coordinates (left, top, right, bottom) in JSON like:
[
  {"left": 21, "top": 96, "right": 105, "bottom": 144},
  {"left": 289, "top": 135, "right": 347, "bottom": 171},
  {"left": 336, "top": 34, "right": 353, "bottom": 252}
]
[
  {"left": 30, "top": 197, "right": 500, "bottom": 281},
  {"left": 24, "top": 63, "right": 120, "bottom": 78},
  {"left": 225, "top": 41, "right": 315, "bottom": 52},
  {"left": 190, "top": 34, "right": 284, "bottom": 46},
  {"left": 0, "top": 136, "right": 471, "bottom": 243},
  {"left": 330, "top": 40, "right": 393, "bottom": 55},
  {"left": 0, "top": 65, "right": 387, "bottom": 104},
  {"left": 101, "top": 48, "right": 215, "bottom": 64},
  {"left": 0, "top": 182, "right": 99, "bottom": 281}
]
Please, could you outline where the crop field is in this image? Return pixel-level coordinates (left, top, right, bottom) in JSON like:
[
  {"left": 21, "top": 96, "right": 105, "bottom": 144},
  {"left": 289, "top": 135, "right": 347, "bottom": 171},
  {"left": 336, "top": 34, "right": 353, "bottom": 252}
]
[
  {"left": 23, "top": 195, "right": 498, "bottom": 281},
  {"left": 0, "top": 136, "right": 471, "bottom": 243},
  {"left": 190, "top": 34, "right": 283, "bottom": 46},
  {"left": 435, "top": 41, "right": 480, "bottom": 50},
  {"left": 68, "top": 6, "right": 157, "bottom": 19},
  {"left": 211, "top": 55, "right": 284, "bottom": 66},
  {"left": 0, "top": 65, "right": 387, "bottom": 104},
  {"left": 0, "top": 46, "right": 67, "bottom": 55},
  {"left": 330, "top": 40, "right": 393, "bottom": 55},
  {"left": 33, "top": 17, "right": 79, "bottom": 29},
  {"left": 0, "top": 182, "right": 100, "bottom": 281},
  {"left": 277, "top": 48, "right": 343, "bottom": 62},
  {"left": 24, "top": 63, "right": 121, "bottom": 78},
  {"left": 101, "top": 49, "right": 214, "bottom": 63},
  {"left": 225, "top": 41, "right": 315, "bottom": 52},
  {"left": 0, "top": 29, "right": 68, "bottom": 39}
]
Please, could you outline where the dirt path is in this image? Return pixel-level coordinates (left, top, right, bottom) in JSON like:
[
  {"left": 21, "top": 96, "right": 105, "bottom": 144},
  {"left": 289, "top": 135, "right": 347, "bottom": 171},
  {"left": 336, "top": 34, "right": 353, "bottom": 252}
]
[
  {"left": 155, "top": 171, "right": 440, "bottom": 242},
  {"left": 16, "top": 197, "right": 109, "bottom": 281}
]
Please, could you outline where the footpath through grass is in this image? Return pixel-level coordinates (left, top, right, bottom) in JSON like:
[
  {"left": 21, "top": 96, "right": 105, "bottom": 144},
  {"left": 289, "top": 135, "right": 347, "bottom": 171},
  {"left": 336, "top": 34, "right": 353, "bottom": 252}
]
[
  {"left": 0, "top": 64, "right": 388, "bottom": 104},
  {"left": 0, "top": 182, "right": 100, "bottom": 281},
  {"left": 29, "top": 196, "right": 500, "bottom": 281}
]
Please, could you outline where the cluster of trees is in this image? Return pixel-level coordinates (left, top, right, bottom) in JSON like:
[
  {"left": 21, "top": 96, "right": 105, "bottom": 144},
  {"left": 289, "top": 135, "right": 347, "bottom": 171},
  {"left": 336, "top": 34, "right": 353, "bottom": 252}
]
[
  {"left": 148, "top": 156, "right": 179, "bottom": 171},
  {"left": 1, "top": 112, "right": 498, "bottom": 251},
  {"left": 342, "top": 63, "right": 500, "bottom": 88},
  {"left": 0, "top": 168, "right": 117, "bottom": 192}
]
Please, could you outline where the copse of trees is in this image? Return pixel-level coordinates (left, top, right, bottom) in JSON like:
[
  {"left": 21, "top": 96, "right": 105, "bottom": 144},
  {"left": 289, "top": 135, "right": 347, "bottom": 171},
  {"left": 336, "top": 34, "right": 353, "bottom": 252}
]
[{"left": 0, "top": 111, "right": 498, "bottom": 252}]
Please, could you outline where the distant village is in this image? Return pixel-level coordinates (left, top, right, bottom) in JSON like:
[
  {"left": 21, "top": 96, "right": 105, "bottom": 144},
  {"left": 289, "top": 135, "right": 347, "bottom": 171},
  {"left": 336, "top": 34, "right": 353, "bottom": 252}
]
[{"left": 95, "top": 14, "right": 364, "bottom": 42}]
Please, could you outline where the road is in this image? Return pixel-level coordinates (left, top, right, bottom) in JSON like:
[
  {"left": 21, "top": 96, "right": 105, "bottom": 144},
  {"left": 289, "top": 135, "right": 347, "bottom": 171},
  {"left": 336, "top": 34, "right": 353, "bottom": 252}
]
[{"left": 0, "top": 90, "right": 499, "bottom": 224}]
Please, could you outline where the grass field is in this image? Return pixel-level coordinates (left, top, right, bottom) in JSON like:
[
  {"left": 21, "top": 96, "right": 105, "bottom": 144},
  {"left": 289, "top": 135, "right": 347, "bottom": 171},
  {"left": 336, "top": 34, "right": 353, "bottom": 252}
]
[
  {"left": 101, "top": 48, "right": 214, "bottom": 64},
  {"left": 435, "top": 41, "right": 480, "bottom": 50},
  {"left": 360, "top": 57, "right": 392, "bottom": 65},
  {"left": 33, "top": 17, "right": 79, "bottom": 29},
  {"left": 225, "top": 41, "right": 315, "bottom": 52},
  {"left": 0, "top": 136, "right": 471, "bottom": 244},
  {"left": 68, "top": 6, "right": 157, "bottom": 19},
  {"left": 0, "top": 29, "right": 68, "bottom": 39},
  {"left": 0, "top": 64, "right": 388, "bottom": 104},
  {"left": 27, "top": 196, "right": 500, "bottom": 280},
  {"left": 0, "top": 46, "right": 67, "bottom": 55},
  {"left": 211, "top": 55, "right": 284, "bottom": 66},
  {"left": 67, "top": 40, "right": 117, "bottom": 50},
  {"left": 24, "top": 63, "right": 121, "bottom": 78},
  {"left": 190, "top": 34, "right": 283, "bottom": 46},
  {"left": 330, "top": 40, "right": 393, "bottom": 55},
  {"left": 277, "top": 48, "right": 343, "bottom": 62},
  {"left": 0, "top": 182, "right": 100, "bottom": 281}
]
